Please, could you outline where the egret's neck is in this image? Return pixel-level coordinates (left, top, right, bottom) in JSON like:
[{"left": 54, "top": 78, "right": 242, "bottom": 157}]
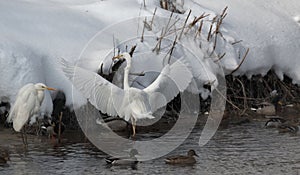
[
  {"left": 124, "top": 59, "right": 131, "bottom": 90},
  {"left": 37, "top": 90, "right": 45, "bottom": 105}
]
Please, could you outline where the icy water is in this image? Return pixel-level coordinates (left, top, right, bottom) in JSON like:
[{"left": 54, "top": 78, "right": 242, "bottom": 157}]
[{"left": 0, "top": 121, "right": 300, "bottom": 175}]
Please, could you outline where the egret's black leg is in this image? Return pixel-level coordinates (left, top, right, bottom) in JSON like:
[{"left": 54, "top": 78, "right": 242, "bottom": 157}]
[
  {"left": 21, "top": 128, "right": 25, "bottom": 145},
  {"left": 23, "top": 125, "right": 28, "bottom": 147}
]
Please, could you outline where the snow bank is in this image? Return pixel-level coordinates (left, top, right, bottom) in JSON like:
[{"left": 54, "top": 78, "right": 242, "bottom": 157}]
[
  {"left": 181, "top": 0, "right": 300, "bottom": 82},
  {"left": 0, "top": 0, "right": 299, "bottom": 116}
]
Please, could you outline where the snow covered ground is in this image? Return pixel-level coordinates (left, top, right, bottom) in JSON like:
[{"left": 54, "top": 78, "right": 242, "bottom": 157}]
[{"left": 0, "top": 0, "right": 299, "bottom": 117}]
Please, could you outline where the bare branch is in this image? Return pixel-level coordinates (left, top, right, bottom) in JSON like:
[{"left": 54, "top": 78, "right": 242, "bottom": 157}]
[
  {"left": 141, "top": 17, "right": 146, "bottom": 42},
  {"left": 190, "top": 13, "right": 209, "bottom": 27},
  {"left": 150, "top": 7, "right": 157, "bottom": 30},
  {"left": 231, "top": 40, "right": 243, "bottom": 45},
  {"left": 194, "top": 20, "right": 204, "bottom": 39},
  {"left": 214, "top": 52, "right": 226, "bottom": 62},
  {"left": 230, "top": 48, "right": 250, "bottom": 74},
  {"left": 178, "top": 9, "right": 191, "bottom": 40},
  {"left": 168, "top": 35, "right": 178, "bottom": 64}
]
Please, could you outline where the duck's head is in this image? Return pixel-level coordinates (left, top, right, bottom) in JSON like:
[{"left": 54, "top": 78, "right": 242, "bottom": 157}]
[
  {"left": 187, "top": 149, "right": 199, "bottom": 157},
  {"left": 129, "top": 149, "right": 139, "bottom": 157}
]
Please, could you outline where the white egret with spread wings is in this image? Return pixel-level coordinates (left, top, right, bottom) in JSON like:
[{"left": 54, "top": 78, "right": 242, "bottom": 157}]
[{"left": 61, "top": 52, "right": 192, "bottom": 136}]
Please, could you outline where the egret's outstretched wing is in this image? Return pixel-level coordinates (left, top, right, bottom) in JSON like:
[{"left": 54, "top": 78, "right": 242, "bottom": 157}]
[
  {"left": 143, "top": 59, "right": 192, "bottom": 112},
  {"left": 60, "top": 58, "right": 124, "bottom": 117}
]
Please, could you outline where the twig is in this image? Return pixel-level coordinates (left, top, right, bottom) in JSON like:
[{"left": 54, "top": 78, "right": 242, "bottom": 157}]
[
  {"left": 165, "top": 11, "right": 174, "bottom": 34},
  {"left": 277, "top": 78, "right": 295, "bottom": 98},
  {"left": 219, "top": 6, "right": 228, "bottom": 24},
  {"left": 141, "top": 17, "right": 146, "bottom": 42},
  {"left": 211, "top": 19, "right": 222, "bottom": 54},
  {"left": 188, "top": 13, "right": 209, "bottom": 28},
  {"left": 213, "top": 84, "right": 241, "bottom": 110},
  {"left": 113, "top": 35, "right": 116, "bottom": 57},
  {"left": 168, "top": 35, "right": 178, "bottom": 64},
  {"left": 187, "top": 13, "right": 209, "bottom": 35},
  {"left": 207, "top": 22, "right": 213, "bottom": 41},
  {"left": 153, "top": 28, "right": 164, "bottom": 54},
  {"left": 178, "top": 9, "right": 191, "bottom": 40},
  {"left": 153, "top": 11, "right": 174, "bottom": 53},
  {"left": 235, "top": 78, "right": 247, "bottom": 115},
  {"left": 194, "top": 20, "right": 204, "bottom": 39},
  {"left": 211, "top": 31, "right": 218, "bottom": 55},
  {"left": 150, "top": 7, "right": 157, "bottom": 30},
  {"left": 214, "top": 52, "right": 226, "bottom": 62},
  {"left": 159, "top": 18, "right": 181, "bottom": 37},
  {"left": 230, "top": 48, "right": 250, "bottom": 74},
  {"left": 231, "top": 96, "right": 265, "bottom": 100},
  {"left": 58, "top": 112, "right": 63, "bottom": 144},
  {"left": 231, "top": 40, "right": 243, "bottom": 45}
]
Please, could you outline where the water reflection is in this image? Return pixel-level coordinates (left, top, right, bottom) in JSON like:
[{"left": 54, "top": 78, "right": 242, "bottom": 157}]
[{"left": 0, "top": 121, "right": 299, "bottom": 175}]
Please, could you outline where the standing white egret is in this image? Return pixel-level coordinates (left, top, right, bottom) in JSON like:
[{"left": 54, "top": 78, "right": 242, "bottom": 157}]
[
  {"left": 61, "top": 52, "right": 192, "bottom": 136},
  {"left": 7, "top": 83, "right": 56, "bottom": 145}
]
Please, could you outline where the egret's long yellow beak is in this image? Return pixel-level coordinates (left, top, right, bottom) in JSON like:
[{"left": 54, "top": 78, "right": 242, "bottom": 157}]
[
  {"left": 46, "top": 87, "right": 56, "bottom": 91},
  {"left": 112, "top": 55, "right": 123, "bottom": 60}
]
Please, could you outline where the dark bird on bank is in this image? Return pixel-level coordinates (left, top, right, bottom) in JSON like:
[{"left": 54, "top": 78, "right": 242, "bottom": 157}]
[
  {"left": 41, "top": 119, "right": 65, "bottom": 138},
  {"left": 255, "top": 91, "right": 283, "bottom": 116},
  {"left": 165, "top": 149, "right": 199, "bottom": 165}
]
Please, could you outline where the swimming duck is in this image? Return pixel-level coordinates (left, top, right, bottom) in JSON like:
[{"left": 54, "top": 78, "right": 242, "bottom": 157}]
[
  {"left": 278, "top": 121, "right": 299, "bottom": 133},
  {"left": 265, "top": 117, "right": 287, "bottom": 128},
  {"left": 0, "top": 151, "right": 10, "bottom": 165},
  {"left": 165, "top": 149, "right": 198, "bottom": 165},
  {"left": 105, "top": 149, "right": 139, "bottom": 167}
]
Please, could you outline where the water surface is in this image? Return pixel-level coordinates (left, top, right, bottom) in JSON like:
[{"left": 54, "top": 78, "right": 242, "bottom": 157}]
[{"left": 0, "top": 120, "right": 299, "bottom": 175}]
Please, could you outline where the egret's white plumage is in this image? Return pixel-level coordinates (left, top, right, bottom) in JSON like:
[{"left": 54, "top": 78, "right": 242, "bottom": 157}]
[
  {"left": 7, "top": 83, "right": 56, "bottom": 132},
  {"left": 61, "top": 52, "right": 192, "bottom": 135}
]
